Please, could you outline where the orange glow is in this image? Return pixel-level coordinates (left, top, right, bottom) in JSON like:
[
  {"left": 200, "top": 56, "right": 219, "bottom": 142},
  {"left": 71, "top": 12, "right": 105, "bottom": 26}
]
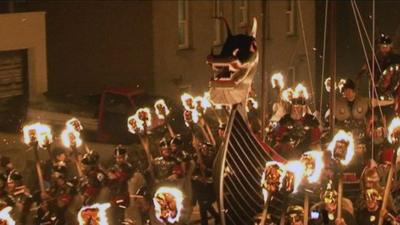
[
  {"left": 183, "top": 110, "right": 199, "bottom": 127},
  {"left": 153, "top": 186, "right": 184, "bottom": 224},
  {"left": 285, "top": 161, "right": 305, "bottom": 193},
  {"left": 77, "top": 203, "right": 110, "bottom": 225},
  {"left": 66, "top": 118, "right": 83, "bottom": 132},
  {"left": 388, "top": 117, "right": 400, "bottom": 144},
  {"left": 327, "top": 130, "right": 355, "bottom": 166},
  {"left": 61, "top": 128, "right": 82, "bottom": 148},
  {"left": 271, "top": 72, "right": 284, "bottom": 89},
  {"left": 301, "top": 150, "right": 324, "bottom": 183},
  {"left": 281, "top": 88, "right": 294, "bottom": 103},
  {"left": 0, "top": 207, "right": 15, "bottom": 225},
  {"left": 181, "top": 93, "right": 195, "bottom": 111},
  {"left": 127, "top": 114, "right": 143, "bottom": 134},
  {"left": 294, "top": 83, "right": 309, "bottom": 100},
  {"left": 23, "top": 123, "right": 53, "bottom": 147},
  {"left": 337, "top": 78, "right": 346, "bottom": 93},
  {"left": 136, "top": 108, "right": 152, "bottom": 129},
  {"left": 154, "top": 99, "right": 170, "bottom": 120},
  {"left": 246, "top": 97, "right": 258, "bottom": 112},
  {"left": 261, "top": 161, "right": 285, "bottom": 202}
]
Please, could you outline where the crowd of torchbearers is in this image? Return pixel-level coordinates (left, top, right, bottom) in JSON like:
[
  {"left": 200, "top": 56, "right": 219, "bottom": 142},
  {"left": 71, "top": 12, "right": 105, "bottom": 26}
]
[{"left": 1, "top": 33, "right": 400, "bottom": 225}]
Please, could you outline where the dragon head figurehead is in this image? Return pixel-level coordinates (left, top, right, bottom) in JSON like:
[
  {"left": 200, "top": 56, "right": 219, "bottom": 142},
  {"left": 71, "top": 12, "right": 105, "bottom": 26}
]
[{"left": 207, "top": 17, "right": 259, "bottom": 106}]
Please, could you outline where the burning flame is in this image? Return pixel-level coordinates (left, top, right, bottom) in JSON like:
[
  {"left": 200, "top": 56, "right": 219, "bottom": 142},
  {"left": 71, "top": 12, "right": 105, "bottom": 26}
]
[
  {"left": 293, "top": 83, "right": 309, "bottom": 100},
  {"left": 127, "top": 114, "right": 144, "bottom": 134},
  {"left": 324, "top": 77, "right": 333, "bottom": 92},
  {"left": 153, "top": 186, "right": 184, "bottom": 224},
  {"left": 327, "top": 130, "right": 355, "bottom": 166},
  {"left": 183, "top": 110, "right": 199, "bottom": 127},
  {"left": 181, "top": 93, "right": 195, "bottom": 111},
  {"left": 301, "top": 150, "right": 324, "bottom": 183},
  {"left": 136, "top": 108, "right": 152, "bottom": 129},
  {"left": 194, "top": 95, "right": 211, "bottom": 114},
  {"left": 388, "top": 117, "right": 400, "bottom": 144},
  {"left": 246, "top": 97, "right": 259, "bottom": 112},
  {"left": 337, "top": 78, "right": 347, "bottom": 93},
  {"left": 77, "top": 203, "right": 110, "bottom": 225},
  {"left": 66, "top": 118, "right": 83, "bottom": 132},
  {"left": 0, "top": 207, "right": 15, "bottom": 225},
  {"left": 154, "top": 99, "right": 170, "bottom": 120},
  {"left": 261, "top": 161, "right": 285, "bottom": 202},
  {"left": 281, "top": 88, "right": 294, "bottom": 103},
  {"left": 61, "top": 128, "right": 82, "bottom": 148},
  {"left": 271, "top": 72, "right": 284, "bottom": 89},
  {"left": 284, "top": 161, "right": 305, "bottom": 193},
  {"left": 23, "top": 123, "right": 53, "bottom": 147}
]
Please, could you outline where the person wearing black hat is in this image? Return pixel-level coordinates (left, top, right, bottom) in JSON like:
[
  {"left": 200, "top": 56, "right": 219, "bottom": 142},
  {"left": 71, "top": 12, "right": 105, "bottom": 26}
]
[
  {"left": 152, "top": 139, "right": 183, "bottom": 186},
  {"left": 358, "top": 33, "right": 400, "bottom": 82},
  {"left": 273, "top": 87, "right": 321, "bottom": 159},
  {"left": 46, "top": 164, "right": 77, "bottom": 225},
  {"left": 107, "top": 145, "right": 133, "bottom": 225},
  {"left": 80, "top": 151, "right": 107, "bottom": 205},
  {"left": 191, "top": 141, "right": 219, "bottom": 225}
]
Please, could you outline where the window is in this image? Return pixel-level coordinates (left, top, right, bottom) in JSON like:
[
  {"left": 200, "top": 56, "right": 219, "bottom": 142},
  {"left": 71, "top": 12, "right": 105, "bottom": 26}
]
[
  {"left": 238, "top": 0, "right": 248, "bottom": 28},
  {"left": 213, "top": 0, "right": 223, "bottom": 46},
  {"left": 286, "top": 0, "right": 296, "bottom": 36},
  {"left": 178, "top": 0, "right": 190, "bottom": 49}
]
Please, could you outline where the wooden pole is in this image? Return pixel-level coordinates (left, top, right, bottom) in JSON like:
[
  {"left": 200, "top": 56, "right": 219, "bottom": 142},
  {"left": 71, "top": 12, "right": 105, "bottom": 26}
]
[
  {"left": 328, "top": 0, "right": 337, "bottom": 134},
  {"left": 303, "top": 193, "right": 310, "bottom": 225},
  {"left": 33, "top": 144, "right": 45, "bottom": 193},
  {"left": 337, "top": 175, "right": 344, "bottom": 219},
  {"left": 260, "top": 195, "right": 271, "bottom": 225},
  {"left": 260, "top": 0, "right": 267, "bottom": 141}
]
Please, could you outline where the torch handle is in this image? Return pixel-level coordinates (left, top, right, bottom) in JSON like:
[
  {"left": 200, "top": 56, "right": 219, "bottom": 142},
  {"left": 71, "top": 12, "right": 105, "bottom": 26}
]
[
  {"left": 378, "top": 160, "right": 396, "bottom": 225},
  {"left": 33, "top": 146, "right": 45, "bottom": 193},
  {"left": 139, "top": 135, "right": 155, "bottom": 180},
  {"left": 259, "top": 195, "right": 271, "bottom": 225},
  {"left": 303, "top": 193, "right": 310, "bottom": 225},
  {"left": 72, "top": 147, "right": 83, "bottom": 178},
  {"left": 199, "top": 118, "right": 213, "bottom": 145},
  {"left": 337, "top": 176, "right": 343, "bottom": 219},
  {"left": 204, "top": 121, "right": 216, "bottom": 146},
  {"left": 166, "top": 123, "right": 175, "bottom": 138},
  {"left": 192, "top": 134, "right": 206, "bottom": 177}
]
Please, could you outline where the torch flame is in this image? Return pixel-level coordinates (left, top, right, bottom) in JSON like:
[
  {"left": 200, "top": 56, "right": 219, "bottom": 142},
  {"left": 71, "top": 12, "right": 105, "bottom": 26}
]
[
  {"left": 281, "top": 88, "right": 294, "bottom": 103},
  {"left": 127, "top": 114, "right": 144, "bottom": 134},
  {"left": 66, "top": 118, "right": 83, "bottom": 132},
  {"left": 271, "top": 72, "right": 284, "bottom": 89},
  {"left": 301, "top": 150, "right": 324, "bottom": 183},
  {"left": 261, "top": 161, "right": 285, "bottom": 202},
  {"left": 136, "top": 108, "right": 152, "bottom": 130},
  {"left": 387, "top": 117, "right": 400, "bottom": 144},
  {"left": 154, "top": 99, "right": 170, "bottom": 120},
  {"left": 23, "top": 123, "right": 53, "bottom": 148},
  {"left": 327, "top": 130, "right": 355, "bottom": 166},
  {"left": 183, "top": 110, "right": 199, "bottom": 127},
  {"left": 153, "top": 186, "right": 184, "bottom": 224},
  {"left": 285, "top": 161, "right": 305, "bottom": 193},
  {"left": 246, "top": 97, "right": 259, "bottom": 112},
  {"left": 77, "top": 203, "right": 110, "bottom": 225},
  {"left": 337, "top": 78, "right": 347, "bottom": 93},
  {"left": 181, "top": 93, "right": 195, "bottom": 111},
  {"left": 324, "top": 77, "right": 333, "bottom": 93},
  {"left": 293, "top": 83, "right": 309, "bottom": 100},
  {"left": 61, "top": 128, "right": 82, "bottom": 148},
  {"left": 194, "top": 95, "right": 211, "bottom": 114},
  {"left": 0, "top": 207, "right": 15, "bottom": 225}
]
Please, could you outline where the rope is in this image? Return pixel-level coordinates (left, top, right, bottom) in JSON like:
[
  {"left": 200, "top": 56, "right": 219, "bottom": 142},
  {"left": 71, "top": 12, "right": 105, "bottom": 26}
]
[
  {"left": 297, "top": 0, "right": 316, "bottom": 110},
  {"left": 319, "top": 0, "right": 329, "bottom": 119}
]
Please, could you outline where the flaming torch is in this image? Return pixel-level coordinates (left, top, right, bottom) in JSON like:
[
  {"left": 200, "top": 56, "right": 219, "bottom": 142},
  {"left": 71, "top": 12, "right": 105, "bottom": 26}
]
[
  {"left": 300, "top": 150, "right": 324, "bottom": 225},
  {"left": 279, "top": 161, "right": 305, "bottom": 225},
  {"left": 181, "top": 93, "right": 195, "bottom": 111},
  {"left": 260, "top": 161, "right": 285, "bottom": 225},
  {"left": 194, "top": 95, "right": 216, "bottom": 146},
  {"left": 203, "top": 91, "right": 224, "bottom": 124},
  {"left": 327, "top": 130, "right": 355, "bottom": 220},
  {"left": 127, "top": 109, "right": 153, "bottom": 178},
  {"left": 22, "top": 123, "right": 53, "bottom": 193},
  {"left": 154, "top": 99, "right": 175, "bottom": 138},
  {"left": 153, "top": 186, "right": 184, "bottom": 224},
  {"left": 378, "top": 117, "right": 400, "bottom": 225},
  {"left": 0, "top": 207, "right": 15, "bottom": 225},
  {"left": 61, "top": 125, "right": 83, "bottom": 177},
  {"left": 281, "top": 88, "right": 294, "bottom": 103},
  {"left": 271, "top": 72, "right": 284, "bottom": 90},
  {"left": 77, "top": 203, "right": 110, "bottom": 225}
]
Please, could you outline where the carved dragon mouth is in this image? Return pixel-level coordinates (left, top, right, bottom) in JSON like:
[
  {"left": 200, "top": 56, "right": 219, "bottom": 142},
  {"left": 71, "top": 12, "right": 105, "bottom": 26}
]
[{"left": 207, "top": 56, "right": 244, "bottom": 81}]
